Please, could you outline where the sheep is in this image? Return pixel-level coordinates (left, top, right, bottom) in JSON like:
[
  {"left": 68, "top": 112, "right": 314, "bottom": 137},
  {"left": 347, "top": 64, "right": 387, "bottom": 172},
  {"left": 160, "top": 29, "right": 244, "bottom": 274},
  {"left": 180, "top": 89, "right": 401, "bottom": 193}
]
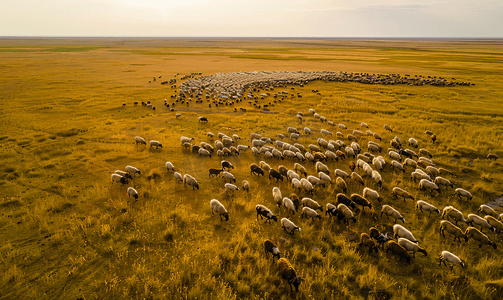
[
  {"left": 210, "top": 199, "right": 229, "bottom": 221},
  {"left": 333, "top": 177, "right": 346, "bottom": 193},
  {"left": 439, "top": 251, "right": 465, "bottom": 269},
  {"left": 301, "top": 198, "right": 323, "bottom": 212},
  {"left": 402, "top": 158, "right": 417, "bottom": 169},
  {"left": 250, "top": 132, "right": 261, "bottom": 140},
  {"left": 425, "top": 166, "right": 440, "bottom": 178},
  {"left": 314, "top": 152, "right": 327, "bottom": 161},
  {"left": 386, "top": 241, "right": 411, "bottom": 264},
  {"left": 415, "top": 200, "right": 440, "bottom": 216},
  {"left": 371, "top": 170, "right": 382, "bottom": 187},
  {"left": 300, "top": 178, "right": 313, "bottom": 194},
  {"left": 319, "top": 172, "right": 332, "bottom": 184},
  {"left": 208, "top": 168, "right": 222, "bottom": 177},
  {"left": 487, "top": 153, "right": 499, "bottom": 160},
  {"left": 383, "top": 124, "right": 393, "bottom": 132},
  {"left": 389, "top": 150, "right": 401, "bottom": 162},
  {"left": 127, "top": 187, "right": 138, "bottom": 199},
  {"left": 391, "top": 187, "right": 414, "bottom": 201},
  {"left": 467, "top": 214, "right": 495, "bottom": 233},
  {"left": 351, "top": 172, "right": 365, "bottom": 186},
  {"left": 252, "top": 139, "right": 266, "bottom": 148},
  {"left": 398, "top": 238, "right": 427, "bottom": 257},
  {"left": 441, "top": 206, "right": 467, "bottom": 225},
  {"left": 419, "top": 148, "right": 432, "bottom": 158},
  {"left": 361, "top": 122, "right": 369, "bottom": 128},
  {"left": 111, "top": 173, "right": 128, "bottom": 185},
  {"left": 351, "top": 194, "right": 372, "bottom": 211},
  {"left": 335, "top": 150, "right": 346, "bottom": 159},
  {"left": 273, "top": 187, "right": 283, "bottom": 208},
  {"left": 165, "top": 162, "right": 175, "bottom": 172},
  {"left": 391, "top": 160, "right": 405, "bottom": 173},
  {"left": 198, "top": 148, "right": 212, "bottom": 158},
  {"left": 368, "top": 143, "right": 381, "bottom": 153},
  {"left": 269, "top": 169, "right": 284, "bottom": 182},
  {"left": 207, "top": 132, "right": 215, "bottom": 138},
  {"left": 351, "top": 143, "right": 361, "bottom": 156},
  {"left": 381, "top": 205, "right": 405, "bottom": 224},
  {"left": 373, "top": 158, "right": 384, "bottom": 171},
  {"left": 403, "top": 149, "right": 419, "bottom": 159},
  {"left": 336, "top": 193, "right": 356, "bottom": 209},
  {"left": 281, "top": 218, "right": 301, "bottom": 235},
  {"left": 174, "top": 172, "right": 183, "bottom": 182},
  {"left": 484, "top": 216, "right": 503, "bottom": 233},
  {"left": 302, "top": 152, "right": 313, "bottom": 162},
  {"left": 353, "top": 130, "right": 364, "bottom": 137},
  {"left": 419, "top": 179, "right": 440, "bottom": 194},
  {"left": 439, "top": 220, "right": 468, "bottom": 242},
  {"left": 250, "top": 163, "right": 264, "bottom": 176},
  {"left": 345, "top": 147, "right": 356, "bottom": 158},
  {"left": 264, "top": 239, "right": 281, "bottom": 261},
  {"left": 290, "top": 133, "right": 300, "bottom": 140},
  {"left": 317, "top": 138, "right": 329, "bottom": 148},
  {"left": 291, "top": 178, "right": 302, "bottom": 190},
  {"left": 180, "top": 136, "right": 194, "bottom": 144},
  {"left": 301, "top": 206, "right": 322, "bottom": 220},
  {"left": 363, "top": 187, "right": 381, "bottom": 202},
  {"left": 477, "top": 204, "right": 497, "bottom": 217},
  {"left": 434, "top": 176, "right": 454, "bottom": 189},
  {"left": 287, "top": 127, "right": 299, "bottom": 134},
  {"left": 454, "top": 188, "right": 472, "bottom": 201},
  {"left": 114, "top": 170, "right": 132, "bottom": 179},
  {"left": 321, "top": 129, "right": 332, "bottom": 136},
  {"left": 337, "top": 203, "right": 357, "bottom": 223},
  {"left": 358, "top": 233, "right": 379, "bottom": 254},
  {"left": 126, "top": 165, "right": 141, "bottom": 176},
  {"left": 277, "top": 258, "right": 303, "bottom": 292},
  {"left": 393, "top": 224, "right": 418, "bottom": 243},
  {"left": 283, "top": 197, "right": 296, "bottom": 214},
  {"left": 334, "top": 169, "right": 350, "bottom": 179},
  {"left": 224, "top": 183, "right": 239, "bottom": 194},
  {"left": 242, "top": 180, "right": 250, "bottom": 192},
  {"left": 256, "top": 204, "right": 278, "bottom": 224},
  {"left": 272, "top": 148, "right": 284, "bottom": 160},
  {"left": 277, "top": 165, "right": 289, "bottom": 178},
  {"left": 408, "top": 138, "right": 418, "bottom": 148},
  {"left": 373, "top": 132, "right": 382, "bottom": 141},
  {"left": 338, "top": 123, "right": 347, "bottom": 129},
  {"left": 183, "top": 174, "right": 200, "bottom": 190},
  {"left": 316, "top": 161, "right": 330, "bottom": 175},
  {"left": 325, "top": 150, "right": 338, "bottom": 161},
  {"left": 222, "top": 171, "right": 236, "bottom": 183},
  {"left": 325, "top": 203, "right": 345, "bottom": 222},
  {"left": 358, "top": 154, "right": 371, "bottom": 164},
  {"left": 294, "top": 143, "right": 306, "bottom": 152},
  {"left": 134, "top": 136, "right": 147, "bottom": 145},
  {"left": 306, "top": 175, "right": 325, "bottom": 189},
  {"left": 465, "top": 227, "right": 497, "bottom": 249},
  {"left": 283, "top": 150, "right": 296, "bottom": 159},
  {"left": 149, "top": 140, "right": 162, "bottom": 149},
  {"left": 221, "top": 160, "right": 234, "bottom": 170}
]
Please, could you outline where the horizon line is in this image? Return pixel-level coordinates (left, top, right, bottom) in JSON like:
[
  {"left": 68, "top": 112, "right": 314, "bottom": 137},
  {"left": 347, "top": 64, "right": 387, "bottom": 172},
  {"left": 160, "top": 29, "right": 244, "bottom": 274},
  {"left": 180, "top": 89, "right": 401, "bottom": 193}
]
[{"left": 1, "top": 36, "right": 502, "bottom": 40}]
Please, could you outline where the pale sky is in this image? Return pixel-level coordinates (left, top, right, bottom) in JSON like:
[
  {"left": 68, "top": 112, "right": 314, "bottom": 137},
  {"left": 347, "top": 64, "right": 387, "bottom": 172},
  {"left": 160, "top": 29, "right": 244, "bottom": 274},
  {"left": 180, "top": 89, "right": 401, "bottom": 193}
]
[{"left": 1, "top": 0, "right": 502, "bottom": 37}]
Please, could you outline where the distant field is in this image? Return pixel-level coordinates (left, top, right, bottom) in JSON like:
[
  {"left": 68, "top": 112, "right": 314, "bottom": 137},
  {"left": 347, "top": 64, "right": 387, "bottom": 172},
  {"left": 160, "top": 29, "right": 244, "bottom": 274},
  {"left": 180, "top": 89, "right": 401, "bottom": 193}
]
[{"left": 0, "top": 38, "right": 502, "bottom": 300}]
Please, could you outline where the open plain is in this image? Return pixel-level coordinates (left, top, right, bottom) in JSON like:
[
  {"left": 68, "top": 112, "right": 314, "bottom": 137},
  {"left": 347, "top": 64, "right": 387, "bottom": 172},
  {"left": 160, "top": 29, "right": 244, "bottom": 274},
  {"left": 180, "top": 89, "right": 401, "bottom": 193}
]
[{"left": 1, "top": 38, "right": 503, "bottom": 299}]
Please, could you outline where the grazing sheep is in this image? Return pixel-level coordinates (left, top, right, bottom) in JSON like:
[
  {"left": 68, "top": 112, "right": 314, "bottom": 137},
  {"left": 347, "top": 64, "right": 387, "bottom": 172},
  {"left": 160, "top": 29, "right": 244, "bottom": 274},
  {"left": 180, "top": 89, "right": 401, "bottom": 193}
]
[
  {"left": 484, "top": 216, "right": 503, "bottom": 233},
  {"left": 358, "top": 233, "right": 379, "bottom": 254},
  {"left": 127, "top": 187, "right": 138, "bottom": 199},
  {"left": 419, "top": 179, "right": 440, "bottom": 194},
  {"left": 134, "top": 136, "right": 147, "bottom": 145},
  {"left": 180, "top": 136, "right": 194, "bottom": 144},
  {"left": 345, "top": 147, "right": 356, "bottom": 158},
  {"left": 283, "top": 197, "right": 296, "bottom": 214},
  {"left": 353, "top": 130, "right": 364, "bottom": 137},
  {"left": 198, "top": 148, "right": 212, "bottom": 158},
  {"left": 369, "top": 227, "right": 392, "bottom": 248},
  {"left": 419, "top": 148, "right": 432, "bottom": 158},
  {"left": 269, "top": 169, "right": 284, "bottom": 182},
  {"left": 398, "top": 238, "right": 427, "bottom": 257},
  {"left": 272, "top": 148, "right": 284, "bottom": 160},
  {"left": 304, "top": 127, "right": 311, "bottom": 134},
  {"left": 467, "top": 214, "right": 495, "bottom": 233},
  {"left": 358, "top": 154, "right": 371, "bottom": 164},
  {"left": 351, "top": 172, "right": 365, "bottom": 186},
  {"left": 281, "top": 218, "right": 301, "bottom": 235},
  {"left": 222, "top": 171, "right": 236, "bottom": 183},
  {"left": 363, "top": 187, "right": 381, "bottom": 202},
  {"left": 264, "top": 239, "right": 281, "bottom": 261},
  {"left": 242, "top": 180, "right": 250, "bottom": 192},
  {"left": 291, "top": 178, "right": 302, "bottom": 190},
  {"left": 415, "top": 200, "right": 440, "bottom": 215},
  {"left": 251, "top": 132, "right": 261, "bottom": 140},
  {"left": 373, "top": 132, "right": 382, "bottom": 141},
  {"left": 393, "top": 224, "right": 418, "bottom": 243},
  {"left": 165, "top": 162, "right": 175, "bottom": 172},
  {"left": 373, "top": 158, "right": 384, "bottom": 171},
  {"left": 425, "top": 166, "right": 440, "bottom": 178},
  {"left": 389, "top": 150, "right": 401, "bottom": 162},
  {"left": 183, "top": 174, "right": 200, "bottom": 190},
  {"left": 309, "top": 144, "right": 321, "bottom": 153},
  {"left": 336, "top": 193, "right": 356, "bottom": 209},
  {"left": 487, "top": 153, "right": 498, "bottom": 160},
  {"left": 408, "top": 138, "right": 418, "bottom": 148},
  {"left": 300, "top": 178, "right": 314, "bottom": 194},
  {"left": 114, "top": 170, "right": 132, "bottom": 179},
  {"left": 210, "top": 199, "right": 229, "bottom": 221},
  {"left": 301, "top": 198, "right": 323, "bottom": 212},
  {"left": 477, "top": 204, "right": 497, "bottom": 217},
  {"left": 321, "top": 129, "right": 332, "bottom": 136},
  {"left": 337, "top": 203, "right": 357, "bottom": 223},
  {"left": 349, "top": 161, "right": 356, "bottom": 172},
  {"left": 221, "top": 160, "right": 234, "bottom": 170},
  {"left": 207, "top": 132, "right": 214, "bottom": 138},
  {"left": 434, "top": 177, "right": 454, "bottom": 189},
  {"left": 111, "top": 173, "right": 128, "bottom": 185},
  {"left": 454, "top": 188, "right": 472, "bottom": 201},
  {"left": 439, "top": 251, "right": 465, "bottom": 269},
  {"left": 209, "top": 168, "right": 222, "bottom": 177},
  {"left": 277, "top": 165, "right": 289, "bottom": 178},
  {"left": 402, "top": 158, "right": 417, "bottom": 169},
  {"left": 386, "top": 241, "right": 411, "bottom": 264},
  {"left": 307, "top": 175, "right": 325, "bottom": 189},
  {"left": 287, "top": 127, "right": 299, "bottom": 134},
  {"left": 301, "top": 206, "right": 322, "bottom": 220},
  {"left": 150, "top": 140, "right": 162, "bottom": 149},
  {"left": 351, "top": 194, "right": 372, "bottom": 211},
  {"left": 371, "top": 170, "right": 382, "bottom": 187},
  {"left": 334, "top": 169, "right": 350, "bottom": 179},
  {"left": 290, "top": 133, "right": 300, "bottom": 140},
  {"left": 252, "top": 139, "right": 266, "bottom": 148},
  {"left": 381, "top": 205, "right": 405, "bottom": 224},
  {"left": 126, "top": 165, "right": 141, "bottom": 176},
  {"left": 273, "top": 187, "right": 283, "bottom": 208},
  {"left": 318, "top": 172, "right": 332, "bottom": 184},
  {"left": 174, "top": 172, "right": 183, "bottom": 182},
  {"left": 316, "top": 161, "right": 330, "bottom": 175},
  {"left": 256, "top": 204, "right": 278, "bottom": 224},
  {"left": 224, "top": 183, "right": 239, "bottom": 194},
  {"left": 325, "top": 150, "right": 338, "bottom": 161},
  {"left": 287, "top": 170, "right": 301, "bottom": 181},
  {"left": 336, "top": 177, "right": 347, "bottom": 193},
  {"left": 465, "top": 227, "right": 497, "bottom": 249},
  {"left": 441, "top": 206, "right": 467, "bottom": 225},
  {"left": 439, "top": 220, "right": 468, "bottom": 242},
  {"left": 383, "top": 124, "right": 393, "bottom": 132},
  {"left": 325, "top": 203, "right": 345, "bottom": 222},
  {"left": 277, "top": 258, "right": 303, "bottom": 292},
  {"left": 391, "top": 160, "right": 405, "bottom": 173},
  {"left": 283, "top": 150, "right": 296, "bottom": 159},
  {"left": 250, "top": 163, "right": 264, "bottom": 176},
  {"left": 392, "top": 187, "right": 414, "bottom": 201},
  {"left": 338, "top": 123, "right": 347, "bottom": 129}
]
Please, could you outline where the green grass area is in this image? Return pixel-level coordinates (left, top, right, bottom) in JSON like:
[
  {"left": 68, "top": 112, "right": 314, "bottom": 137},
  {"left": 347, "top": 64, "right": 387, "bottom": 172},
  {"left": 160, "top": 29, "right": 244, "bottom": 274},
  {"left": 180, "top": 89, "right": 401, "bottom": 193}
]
[{"left": 0, "top": 39, "right": 502, "bottom": 299}]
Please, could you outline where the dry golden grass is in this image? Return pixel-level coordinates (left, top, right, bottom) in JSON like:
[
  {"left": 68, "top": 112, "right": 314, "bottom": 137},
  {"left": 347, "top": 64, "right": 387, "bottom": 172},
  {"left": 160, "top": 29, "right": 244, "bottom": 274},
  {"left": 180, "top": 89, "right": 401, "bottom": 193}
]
[{"left": 0, "top": 38, "right": 502, "bottom": 299}]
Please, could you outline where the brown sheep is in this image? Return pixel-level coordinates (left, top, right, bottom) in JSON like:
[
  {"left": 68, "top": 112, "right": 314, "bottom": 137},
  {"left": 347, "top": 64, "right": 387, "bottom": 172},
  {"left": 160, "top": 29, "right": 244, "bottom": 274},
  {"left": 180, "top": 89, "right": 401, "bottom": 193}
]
[
  {"left": 277, "top": 258, "right": 303, "bottom": 292},
  {"left": 358, "top": 233, "right": 379, "bottom": 254},
  {"left": 386, "top": 241, "right": 411, "bottom": 264}
]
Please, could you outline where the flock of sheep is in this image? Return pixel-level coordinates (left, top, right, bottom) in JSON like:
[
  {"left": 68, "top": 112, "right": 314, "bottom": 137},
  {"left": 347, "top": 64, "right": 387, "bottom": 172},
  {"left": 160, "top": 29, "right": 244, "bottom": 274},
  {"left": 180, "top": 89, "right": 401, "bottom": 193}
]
[{"left": 109, "top": 72, "right": 498, "bottom": 293}]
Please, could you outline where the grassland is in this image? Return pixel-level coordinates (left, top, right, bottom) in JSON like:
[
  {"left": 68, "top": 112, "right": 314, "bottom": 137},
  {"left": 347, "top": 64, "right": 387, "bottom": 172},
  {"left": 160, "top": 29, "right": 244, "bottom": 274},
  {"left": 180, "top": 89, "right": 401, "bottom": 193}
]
[{"left": 0, "top": 38, "right": 502, "bottom": 300}]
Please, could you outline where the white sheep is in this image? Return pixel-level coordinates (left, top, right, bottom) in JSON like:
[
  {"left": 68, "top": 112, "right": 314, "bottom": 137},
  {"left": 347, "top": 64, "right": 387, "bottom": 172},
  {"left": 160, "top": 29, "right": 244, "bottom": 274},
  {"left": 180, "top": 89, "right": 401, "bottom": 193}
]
[
  {"left": 281, "top": 218, "right": 301, "bottom": 235},
  {"left": 305, "top": 152, "right": 315, "bottom": 162},
  {"left": 316, "top": 161, "right": 330, "bottom": 175},
  {"left": 363, "top": 187, "right": 381, "bottom": 202},
  {"left": 183, "top": 174, "right": 200, "bottom": 190},
  {"left": 114, "top": 170, "right": 132, "bottom": 179},
  {"left": 165, "top": 162, "right": 175, "bottom": 172},
  {"left": 198, "top": 148, "right": 212, "bottom": 158},
  {"left": 398, "top": 238, "right": 427, "bottom": 256},
  {"left": 402, "top": 158, "right": 417, "bottom": 169},
  {"left": 391, "top": 160, "right": 405, "bottom": 173},
  {"left": 391, "top": 187, "right": 414, "bottom": 201},
  {"left": 134, "top": 136, "right": 146, "bottom": 145},
  {"left": 339, "top": 124, "right": 347, "bottom": 129},
  {"left": 252, "top": 147, "right": 260, "bottom": 155},
  {"left": 290, "top": 133, "right": 300, "bottom": 140},
  {"left": 126, "top": 165, "right": 141, "bottom": 176},
  {"left": 301, "top": 207, "right": 321, "bottom": 220},
  {"left": 210, "top": 199, "right": 229, "bottom": 221},
  {"left": 222, "top": 171, "right": 236, "bottom": 183},
  {"left": 300, "top": 178, "right": 313, "bottom": 194},
  {"left": 127, "top": 187, "right": 138, "bottom": 199},
  {"left": 225, "top": 183, "right": 239, "bottom": 193},
  {"left": 252, "top": 139, "right": 266, "bottom": 148},
  {"left": 150, "top": 140, "right": 162, "bottom": 149},
  {"left": 304, "top": 127, "right": 311, "bottom": 134},
  {"left": 389, "top": 150, "right": 401, "bottom": 162},
  {"left": 467, "top": 214, "right": 495, "bottom": 233},
  {"left": 434, "top": 177, "right": 454, "bottom": 189},
  {"left": 441, "top": 206, "right": 467, "bottom": 225},
  {"left": 296, "top": 152, "right": 306, "bottom": 161},
  {"left": 415, "top": 200, "right": 439, "bottom": 215},
  {"left": 256, "top": 204, "right": 278, "bottom": 224},
  {"left": 319, "top": 172, "right": 332, "bottom": 183},
  {"left": 250, "top": 132, "right": 261, "bottom": 140},
  {"left": 242, "top": 180, "right": 250, "bottom": 192},
  {"left": 259, "top": 161, "right": 271, "bottom": 172},
  {"left": 439, "top": 251, "right": 465, "bottom": 269},
  {"left": 372, "top": 170, "right": 382, "bottom": 187},
  {"left": 207, "top": 132, "right": 214, "bottom": 138},
  {"left": 393, "top": 224, "right": 418, "bottom": 243},
  {"left": 287, "top": 170, "right": 300, "bottom": 181},
  {"left": 454, "top": 188, "right": 472, "bottom": 201},
  {"left": 419, "top": 179, "right": 440, "bottom": 193},
  {"left": 337, "top": 203, "right": 356, "bottom": 223},
  {"left": 180, "top": 136, "right": 194, "bottom": 144},
  {"left": 426, "top": 165, "right": 440, "bottom": 178},
  {"left": 301, "top": 198, "right": 323, "bottom": 212},
  {"left": 351, "top": 172, "right": 365, "bottom": 186},
  {"left": 383, "top": 124, "right": 393, "bottom": 132},
  {"left": 291, "top": 178, "right": 302, "bottom": 190},
  {"left": 325, "top": 150, "right": 338, "bottom": 160},
  {"left": 111, "top": 173, "right": 128, "bottom": 185},
  {"left": 283, "top": 197, "right": 296, "bottom": 214},
  {"left": 408, "top": 138, "right": 418, "bottom": 148},
  {"left": 321, "top": 129, "right": 332, "bottom": 136},
  {"left": 273, "top": 187, "right": 283, "bottom": 208},
  {"left": 381, "top": 205, "right": 405, "bottom": 223},
  {"left": 174, "top": 172, "right": 183, "bottom": 182},
  {"left": 484, "top": 216, "right": 503, "bottom": 233},
  {"left": 465, "top": 227, "right": 497, "bottom": 249},
  {"left": 477, "top": 204, "right": 496, "bottom": 217}
]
